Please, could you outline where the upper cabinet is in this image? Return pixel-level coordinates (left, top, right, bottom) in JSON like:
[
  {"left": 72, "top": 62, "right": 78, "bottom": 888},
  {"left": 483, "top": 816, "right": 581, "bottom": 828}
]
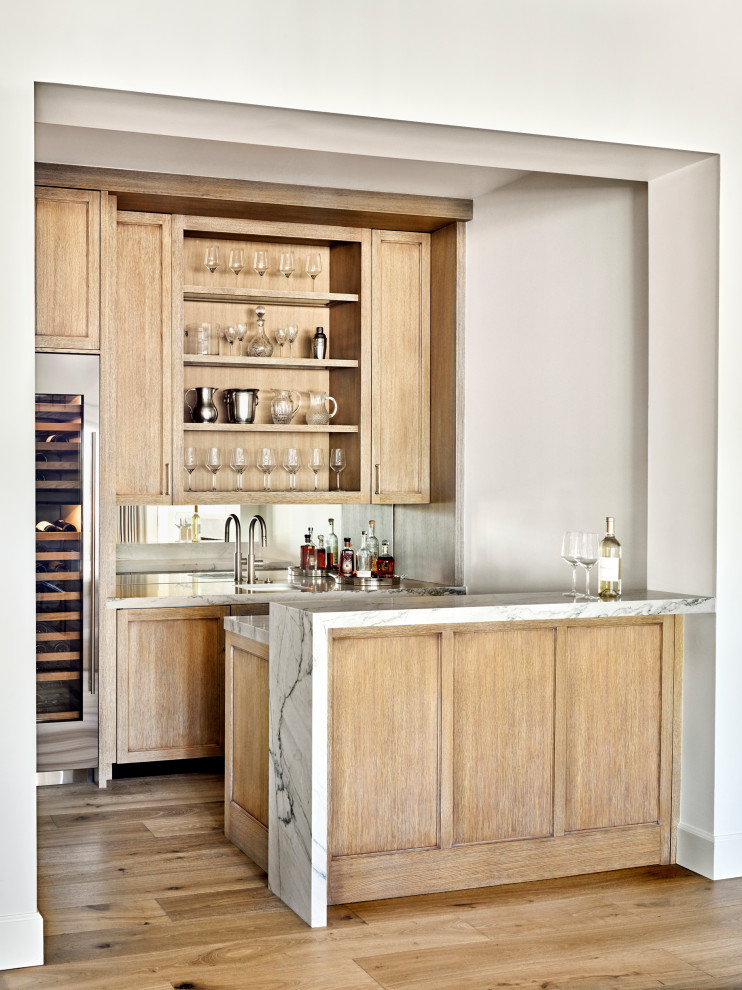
[
  {"left": 371, "top": 230, "right": 431, "bottom": 504},
  {"left": 111, "top": 210, "right": 173, "bottom": 503},
  {"left": 35, "top": 186, "right": 100, "bottom": 351}
]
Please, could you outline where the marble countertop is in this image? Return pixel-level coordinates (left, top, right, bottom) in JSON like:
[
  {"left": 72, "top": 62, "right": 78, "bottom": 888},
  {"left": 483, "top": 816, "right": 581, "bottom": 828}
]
[
  {"left": 108, "top": 571, "right": 465, "bottom": 609},
  {"left": 225, "top": 613, "right": 270, "bottom": 645}
]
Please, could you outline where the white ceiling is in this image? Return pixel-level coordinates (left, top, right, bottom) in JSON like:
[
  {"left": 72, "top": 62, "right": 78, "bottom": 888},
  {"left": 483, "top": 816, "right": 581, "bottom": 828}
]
[{"left": 35, "top": 84, "right": 714, "bottom": 199}]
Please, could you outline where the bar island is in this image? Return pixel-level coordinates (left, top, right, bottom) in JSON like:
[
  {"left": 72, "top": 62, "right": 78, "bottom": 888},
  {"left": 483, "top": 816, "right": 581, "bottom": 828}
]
[{"left": 223, "top": 591, "right": 714, "bottom": 927}]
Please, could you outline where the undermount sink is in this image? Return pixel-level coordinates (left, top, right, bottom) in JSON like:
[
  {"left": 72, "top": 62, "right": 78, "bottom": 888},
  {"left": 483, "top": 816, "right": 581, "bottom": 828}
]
[
  {"left": 188, "top": 571, "right": 235, "bottom": 580},
  {"left": 234, "top": 582, "right": 297, "bottom": 592}
]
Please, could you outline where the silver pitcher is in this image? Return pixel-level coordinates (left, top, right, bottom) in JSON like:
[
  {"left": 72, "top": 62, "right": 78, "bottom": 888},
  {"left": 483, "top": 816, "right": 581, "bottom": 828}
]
[
  {"left": 185, "top": 386, "right": 219, "bottom": 423},
  {"left": 223, "top": 388, "right": 260, "bottom": 424}
]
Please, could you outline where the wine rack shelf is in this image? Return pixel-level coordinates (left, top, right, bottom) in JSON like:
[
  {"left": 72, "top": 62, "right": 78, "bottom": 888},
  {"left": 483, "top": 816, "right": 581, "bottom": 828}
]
[
  {"left": 184, "top": 423, "right": 358, "bottom": 433},
  {"left": 184, "top": 285, "right": 358, "bottom": 307},
  {"left": 183, "top": 355, "right": 358, "bottom": 370}
]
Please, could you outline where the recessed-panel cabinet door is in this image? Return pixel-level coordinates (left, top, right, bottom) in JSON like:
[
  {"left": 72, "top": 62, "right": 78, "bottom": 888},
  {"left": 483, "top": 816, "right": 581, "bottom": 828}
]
[
  {"left": 371, "top": 230, "right": 430, "bottom": 503},
  {"left": 35, "top": 187, "right": 100, "bottom": 350},
  {"left": 116, "top": 606, "right": 227, "bottom": 762},
  {"left": 111, "top": 212, "right": 172, "bottom": 502}
]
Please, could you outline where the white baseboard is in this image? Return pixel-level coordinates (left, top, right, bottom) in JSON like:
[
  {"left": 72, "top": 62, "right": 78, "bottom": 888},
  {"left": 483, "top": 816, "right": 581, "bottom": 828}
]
[
  {"left": 0, "top": 912, "right": 43, "bottom": 972},
  {"left": 677, "top": 823, "right": 742, "bottom": 880}
]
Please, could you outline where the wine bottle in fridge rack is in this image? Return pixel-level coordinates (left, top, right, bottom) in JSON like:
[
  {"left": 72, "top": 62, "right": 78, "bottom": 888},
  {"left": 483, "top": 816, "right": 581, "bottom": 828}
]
[{"left": 598, "top": 516, "right": 622, "bottom": 598}]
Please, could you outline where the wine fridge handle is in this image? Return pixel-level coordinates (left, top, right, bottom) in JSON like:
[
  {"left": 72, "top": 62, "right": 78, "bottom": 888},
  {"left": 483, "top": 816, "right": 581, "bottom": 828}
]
[
  {"left": 375, "top": 463, "right": 381, "bottom": 495},
  {"left": 90, "top": 432, "right": 97, "bottom": 694}
]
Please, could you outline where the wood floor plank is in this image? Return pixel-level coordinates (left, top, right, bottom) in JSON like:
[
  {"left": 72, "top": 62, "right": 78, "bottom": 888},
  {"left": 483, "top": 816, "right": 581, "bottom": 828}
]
[
  {"left": 50, "top": 800, "right": 224, "bottom": 829},
  {"left": 38, "top": 820, "right": 154, "bottom": 849},
  {"left": 142, "top": 805, "right": 223, "bottom": 837},
  {"left": 42, "top": 897, "right": 170, "bottom": 936}
]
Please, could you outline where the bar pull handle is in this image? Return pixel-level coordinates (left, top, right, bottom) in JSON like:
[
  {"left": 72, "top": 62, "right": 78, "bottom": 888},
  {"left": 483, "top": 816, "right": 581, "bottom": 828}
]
[
  {"left": 375, "top": 463, "right": 381, "bottom": 496},
  {"left": 90, "top": 432, "right": 97, "bottom": 694},
  {"left": 166, "top": 462, "right": 172, "bottom": 496}
]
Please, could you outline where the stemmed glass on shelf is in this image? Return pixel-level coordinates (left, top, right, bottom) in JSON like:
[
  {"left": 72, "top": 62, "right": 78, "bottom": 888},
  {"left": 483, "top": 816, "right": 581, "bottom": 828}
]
[
  {"left": 235, "top": 323, "right": 248, "bottom": 357},
  {"left": 229, "top": 249, "right": 244, "bottom": 276},
  {"left": 560, "top": 531, "right": 581, "bottom": 597},
  {"left": 253, "top": 251, "right": 270, "bottom": 277},
  {"left": 230, "top": 448, "right": 247, "bottom": 491},
  {"left": 308, "top": 448, "right": 324, "bottom": 491},
  {"left": 305, "top": 253, "right": 322, "bottom": 286},
  {"left": 286, "top": 325, "right": 299, "bottom": 356},
  {"left": 282, "top": 448, "right": 301, "bottom": 491},
  {"left": 205, "top": 447, "right": 222, "bottom": 492},
  {"left": 576, "top": 531, "right": 600, "bottom": 600},
  {"left": 274, "top": 327, "right": 287, "bottom": 356},
  {"left": 204, "top": 246, "right": 220, "bottom": 273},
  {"left": 329, "top": 448, "right": 346, "bottom": 490},
  {"left": 279, "top": 252, "right": 295, "bottom": 279},
  {"left": 256, "top": 448, "right": 276, "bottom": 491},
  {"left": 222, "top": 325, "right": 237, "bottom": 356},
  {"left": 184, "top": 447, "right": 198, "bottom": 492}
]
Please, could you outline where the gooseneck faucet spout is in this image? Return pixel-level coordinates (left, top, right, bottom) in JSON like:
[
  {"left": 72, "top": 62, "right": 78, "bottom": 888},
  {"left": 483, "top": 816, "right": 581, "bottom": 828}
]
[
  {"left": 247, "top": 514, "right": 268, "bottom": 585},
  {"left": 224, "top": 514, "right": 242, "bottom": 584}
]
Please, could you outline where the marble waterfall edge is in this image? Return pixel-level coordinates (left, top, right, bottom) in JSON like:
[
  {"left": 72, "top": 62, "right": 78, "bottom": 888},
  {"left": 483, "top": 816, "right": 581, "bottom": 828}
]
[{"left": 268, "top": 603, "right": 328, "bottom": 927}]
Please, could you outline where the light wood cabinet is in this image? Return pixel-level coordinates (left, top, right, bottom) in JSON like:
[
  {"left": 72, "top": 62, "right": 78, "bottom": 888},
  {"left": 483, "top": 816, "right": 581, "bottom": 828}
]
[
  {"left": 35, "top": 186, "right": 100, "bottom": 350},
  {"left": 116, "top": 606, "right": 227, "bottom": 763},
  {"left": 371, "top": 230, "right": 431, "bottom": 503},
  {"left": 224, "top": 631, "right": 269, "bottom": 871},
  {"left": 327, "top": 616, "right": 680, "bottom": 904},
  {"left": 110, "top": 211, "right": 172, "bottom": 503}
]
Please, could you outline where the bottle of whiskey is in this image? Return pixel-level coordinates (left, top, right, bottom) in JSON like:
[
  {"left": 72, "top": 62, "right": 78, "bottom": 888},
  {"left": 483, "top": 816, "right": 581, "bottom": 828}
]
[
  {"left": 316, "top": 535, "right": 327, "bottom": 571},
  {"left": 191, "top": 506, "right": 201, "bottom": 543},
  {"left": 300, "top": 533, "right": 316, "bottom": 570},
  {"left": 598, "top": 516, "right": 622, "bottom": 598},
  {"left": 339, "top": 537, "right": 355, "bottom": 577},
  {"left": 366, "top": 520, "right": 380, "bottom": 577},
  {"left": 326, "top": 518, "right": 339, "bottom": 571},
  {"left": 356, "top": 532, "right": 372, "bottom": 578},
  {"left": 376, "top": 540, "right": 395, "bottom": 579}
]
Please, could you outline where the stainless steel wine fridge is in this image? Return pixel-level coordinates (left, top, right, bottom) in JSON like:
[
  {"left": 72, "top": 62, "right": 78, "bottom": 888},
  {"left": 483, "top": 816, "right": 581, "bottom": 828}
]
[{"left": 35, "top": 354, "right": 99, "bottom": 775}]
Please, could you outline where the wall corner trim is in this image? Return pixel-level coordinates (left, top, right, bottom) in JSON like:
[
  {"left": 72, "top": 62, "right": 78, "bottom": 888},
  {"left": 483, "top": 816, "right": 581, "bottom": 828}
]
[
  {"left": 676, "top": 823, "right": 742, "bottom": 880},
  {"left": 0, "top": 911, "right": 44, "bottom": 972}
]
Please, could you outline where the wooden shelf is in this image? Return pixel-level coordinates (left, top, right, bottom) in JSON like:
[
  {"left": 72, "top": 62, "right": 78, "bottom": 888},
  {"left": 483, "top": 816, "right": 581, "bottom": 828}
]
[
  {"left": 36, "top": 442, "right": 80, "bottom": 451},
  {"left": 35, "top": 403, "right": 82, "bottom": 414},
  {"left": 35, "top": 571, "right": 80, "bottom": 581},
  {"left": 37, "top": 631, "right": 78, "bottom": 641},
  {"left": 35, "top": 532, "right": 80, "bottom": 541},
  {"left": 184, "top": 285, "right": 358, "bottom": 308},
  {"left": 36, "top": 592, "right": 80, "bottom": 602},
  {"left": 183, "top": 355, "right": 358, "bottom": 370},
  {"left": 36, "top": 481, "right": 80, "bottom": 491},
  {"left": 36, "top": 651, "right": 80, "bottom": 662},
  {"left": 36, "top": 611, "right": 81, "bottom": 621},
  {"left": 37, "top": 711, "right": 80, "bottom": 723},
  {"left": 37, "top": 671, "right": 79, "bottom": 682},
  {"left": 184, "top": 423, "right": 358, "bottom": 433},
  {"left": 36, "top": 462, "right": 79, "bottom": 470},
  {"left": 36, "top": 551, "right": 80, "bottom": 560},
  {"left": 35, "top": 421, "right": 80, "bottom": 432},
  {"left": 175, "top": 490, "right": 366, "bottom": 505}
]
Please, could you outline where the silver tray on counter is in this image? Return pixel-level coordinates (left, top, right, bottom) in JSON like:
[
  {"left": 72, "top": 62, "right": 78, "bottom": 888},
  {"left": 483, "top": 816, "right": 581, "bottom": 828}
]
[{"left": 289, "top": 567, "right": 400, "bottom": 589}]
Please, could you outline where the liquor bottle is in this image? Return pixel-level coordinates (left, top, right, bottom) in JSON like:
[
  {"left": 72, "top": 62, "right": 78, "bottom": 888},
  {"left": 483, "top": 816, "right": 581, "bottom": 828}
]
[
  {"left": 300, "top": 533, "right": 316, "bottom": 570},
  {"left": 598, "top": 516, "right": 622, "bottom": 598},
  {"left": 376, "top": 540, "right": 395, "bottom": 579},
  {"left": 356, "top": 532, "right": 372, "bottom": 578},
  {"left": 191, "top": 505, "right": 201, "bottom": 543},
  {"left": 326, "top": 518, "right": 339, "bottom": 571},
  {"left": 339, "top": 537, "right": 355, "bottom": 577},
  {"left": 316, "top": 535, "right": 327, "bottom": 571},
  {"left": 366, "top": 520, "right": 380, "bottom": 577}
]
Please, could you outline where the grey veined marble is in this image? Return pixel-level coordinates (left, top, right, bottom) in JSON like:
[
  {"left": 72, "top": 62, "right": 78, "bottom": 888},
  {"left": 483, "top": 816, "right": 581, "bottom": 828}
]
[{"left": 234, "top": 590, "right": 715, "bottom": 928}]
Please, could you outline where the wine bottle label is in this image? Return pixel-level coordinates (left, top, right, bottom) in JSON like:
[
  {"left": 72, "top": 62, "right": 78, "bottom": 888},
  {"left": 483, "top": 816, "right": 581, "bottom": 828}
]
[{"left": 599, "top": 557, "right": 620, "bottom": 581}]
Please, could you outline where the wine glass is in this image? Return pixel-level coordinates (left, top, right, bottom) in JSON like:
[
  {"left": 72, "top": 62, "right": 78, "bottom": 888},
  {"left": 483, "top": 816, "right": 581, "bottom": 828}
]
[
  {"left": 230, "top": 447, "right": 247, "bottom": 491},
  {"left": 576, "top": 532, "right": 600, "bottom": 600},
  {"left": 222, "top": 325, "right": 237, "bottom": 355},
  {"left": 257, "top": 447, "right": 276, "bottom": 491},
  {"left": 286, "top": 325, "right": 299, "bottom": 356},
  {"left": 204, "top": 246, "right": 220, "bottom": 273},
  {"left": 305, "top": 253, "right": 322, "bottom": 286},
  {"left": 229, "top": 248, "right": 245, "bottom": 276},
  {"left": 330, "top": 448, "right": 346, "bottom": 490},
  {"left": 235, "top": 323, "right": 248, "bottom": 357},
  {"left": 308, "top": 447, "right": 324, "bottom": 491},
  {"left": 282, "top": 448, "right": 301, "bottom": 491},
  {"left": 184, "top": 447, "right": 198, "bottom": 492},
  {"left": 279, "top": 252, "right": 295, "bottom": 279},
  {"left": 206, "top": 447, "right": 222, "bottom": 492},
  {"left": 561, "top": 531, "right": 582, "bottom": 597},
  {"left": 274, "top": 327, "right": 287, "bottom": 356},
  {"left": 253, "top": 250, "right": 270, "bottom": 277}
]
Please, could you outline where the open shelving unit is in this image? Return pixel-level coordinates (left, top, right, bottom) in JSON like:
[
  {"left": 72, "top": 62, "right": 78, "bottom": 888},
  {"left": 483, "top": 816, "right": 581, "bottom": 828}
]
[{"left": 172, "top": 216, "right": 371, "bottom": 504}]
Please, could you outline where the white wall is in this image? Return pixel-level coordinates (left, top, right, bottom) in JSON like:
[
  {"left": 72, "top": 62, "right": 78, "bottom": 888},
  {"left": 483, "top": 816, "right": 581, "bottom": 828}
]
[
  {"left": 465, "top": 173, "right": 648, "bottom": 593},
  {"left": 4, "top": 0, "right": 742, "bottom": 969}
]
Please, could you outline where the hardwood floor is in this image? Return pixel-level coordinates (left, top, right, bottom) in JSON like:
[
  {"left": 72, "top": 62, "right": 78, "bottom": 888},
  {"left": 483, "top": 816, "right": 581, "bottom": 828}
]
[{"left": 1, "top": 773, "right": 741, "bottom": 989}]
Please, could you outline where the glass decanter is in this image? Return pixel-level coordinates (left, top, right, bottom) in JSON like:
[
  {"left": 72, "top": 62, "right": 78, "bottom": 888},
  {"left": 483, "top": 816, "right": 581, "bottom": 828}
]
[{"left": 247, "top": 305, "right": 274, "bottom": 358}]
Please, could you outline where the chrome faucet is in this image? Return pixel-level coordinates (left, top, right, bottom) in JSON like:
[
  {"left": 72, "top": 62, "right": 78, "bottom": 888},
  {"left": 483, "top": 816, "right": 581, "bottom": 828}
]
[
  {"left": 224, "top": 514, "right": 242, "bottom": 584},
  {"left": 247, "top": 514, "right": 268, "bottom": 585}
]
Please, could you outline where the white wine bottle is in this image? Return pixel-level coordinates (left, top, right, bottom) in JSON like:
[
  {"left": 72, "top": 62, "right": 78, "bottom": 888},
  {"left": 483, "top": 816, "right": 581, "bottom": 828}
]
[{"left": 598, "top": 516, "right": 621, "bottom": 598}]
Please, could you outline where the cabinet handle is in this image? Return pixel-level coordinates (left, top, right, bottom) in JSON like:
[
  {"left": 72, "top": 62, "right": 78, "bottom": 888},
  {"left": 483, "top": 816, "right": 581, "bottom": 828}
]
[
  {"left": 90, "top": 432, "right": 97, "bottom": 694},
  {"left": 375, "top": 463, "right": 381, "bottom": 495},
  {"left": 166, "top": 462, "right": 172, "bottom": 496}
]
